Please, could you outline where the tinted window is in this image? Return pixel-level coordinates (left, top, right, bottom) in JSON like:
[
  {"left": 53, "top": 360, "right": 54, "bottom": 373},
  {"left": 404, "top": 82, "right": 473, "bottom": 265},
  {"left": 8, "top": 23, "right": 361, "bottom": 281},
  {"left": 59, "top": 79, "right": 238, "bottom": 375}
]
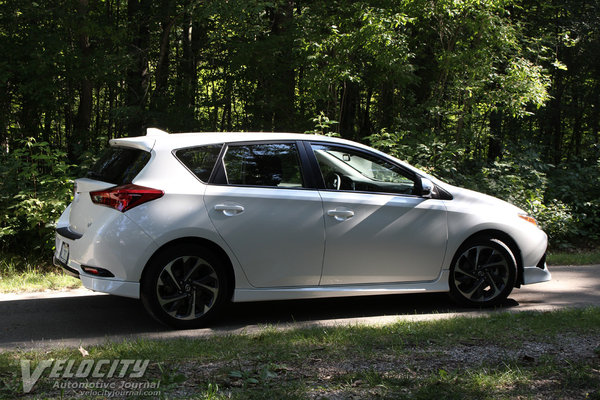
[
  {"left": 86, "top": 147, "right": 150, "bottom": 185},
  {"left": 176, "top": 144, "right": 223, "bottom": 182},
  {"left": 223, "top": 143, "right": 303, "bottom": 188},
  {"left": 312, "top": 144, "right": 415, "bottom": 195}
]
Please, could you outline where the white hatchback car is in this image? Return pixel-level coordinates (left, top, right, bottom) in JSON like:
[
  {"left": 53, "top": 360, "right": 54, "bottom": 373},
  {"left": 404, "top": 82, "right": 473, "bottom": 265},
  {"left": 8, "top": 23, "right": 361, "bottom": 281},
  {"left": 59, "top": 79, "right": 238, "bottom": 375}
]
[{"left": 54, "top": 128, "right": 550, "bottom": 328}]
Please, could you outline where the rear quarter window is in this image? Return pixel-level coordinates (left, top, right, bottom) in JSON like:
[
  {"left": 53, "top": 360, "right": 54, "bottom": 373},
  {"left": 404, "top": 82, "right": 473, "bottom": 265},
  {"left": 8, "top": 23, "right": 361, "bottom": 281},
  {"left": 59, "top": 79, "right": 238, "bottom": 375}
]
[
  {"left": 175, "top": 144, "right": 223, "bottom": 182},
  {"left": 86, "top": 147, "right": 151, "bottom": 185}
]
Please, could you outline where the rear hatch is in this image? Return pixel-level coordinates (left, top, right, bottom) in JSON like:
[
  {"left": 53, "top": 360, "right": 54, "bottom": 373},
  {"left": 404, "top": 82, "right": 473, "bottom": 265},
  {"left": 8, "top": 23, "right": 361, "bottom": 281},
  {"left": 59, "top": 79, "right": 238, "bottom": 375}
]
[{"left": 68, "top": 146, "right": 152, "bottom": 236}]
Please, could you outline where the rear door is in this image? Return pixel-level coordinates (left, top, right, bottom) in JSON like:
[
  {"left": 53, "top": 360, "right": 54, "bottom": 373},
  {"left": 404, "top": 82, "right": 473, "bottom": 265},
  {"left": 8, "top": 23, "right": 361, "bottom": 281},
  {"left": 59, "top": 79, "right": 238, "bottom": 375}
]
[{"left": 203, "top": 141, "right": 325, "bottom": 288}]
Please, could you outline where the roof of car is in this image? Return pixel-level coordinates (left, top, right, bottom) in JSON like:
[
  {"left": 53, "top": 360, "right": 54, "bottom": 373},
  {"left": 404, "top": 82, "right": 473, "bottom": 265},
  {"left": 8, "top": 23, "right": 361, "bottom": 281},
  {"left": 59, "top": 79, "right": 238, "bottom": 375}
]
[
  {"left": 109, "top": 128, "right": 356, "bottom": 152},
  {"left": 108, "top": 128, "right": 445, "bottom": 186}
]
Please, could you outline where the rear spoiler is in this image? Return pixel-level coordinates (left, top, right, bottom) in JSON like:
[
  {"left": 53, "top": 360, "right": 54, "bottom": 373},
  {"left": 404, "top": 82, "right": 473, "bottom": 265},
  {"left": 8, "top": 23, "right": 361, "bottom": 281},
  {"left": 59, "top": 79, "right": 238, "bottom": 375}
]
[{"left": 108, "top": 127, "right": 169, "bottom": 151}]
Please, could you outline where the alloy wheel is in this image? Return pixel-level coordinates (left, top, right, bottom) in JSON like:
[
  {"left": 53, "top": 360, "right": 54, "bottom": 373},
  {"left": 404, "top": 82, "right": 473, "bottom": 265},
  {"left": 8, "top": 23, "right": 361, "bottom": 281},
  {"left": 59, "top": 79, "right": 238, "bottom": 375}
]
[
  {"left": 155, "top": 256, "right": 219, "bottom": 320},
  {"left": 453, "top": 244, "right": 511, "bottom": 303}
]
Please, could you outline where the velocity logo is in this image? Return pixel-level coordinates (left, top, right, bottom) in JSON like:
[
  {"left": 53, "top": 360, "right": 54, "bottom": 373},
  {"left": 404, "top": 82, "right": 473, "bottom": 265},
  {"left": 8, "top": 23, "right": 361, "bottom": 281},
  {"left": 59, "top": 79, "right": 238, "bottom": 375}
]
[{"left": 20, "top": 359, "right": 149, "bottom": 393}]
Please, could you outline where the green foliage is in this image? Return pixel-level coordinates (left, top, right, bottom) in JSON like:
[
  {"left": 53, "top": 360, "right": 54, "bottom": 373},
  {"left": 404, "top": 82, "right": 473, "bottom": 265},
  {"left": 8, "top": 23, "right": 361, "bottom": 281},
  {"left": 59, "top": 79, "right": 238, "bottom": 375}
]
[
  {"left": 305, "top": 112, "right": 339, "bottom": 136},
  {"left": 456, "top": 154, "right": 600, "bottom": 248},
  {"left": 0, "top": 0, "right": 598, "bottom": 252},
  {"left": 0, "top": 138, "right": 73, "bottom": 253},
  {"left": 368, "top": 130, "right": 599, "bottom": 248},
  {"left": 501, "top": 58, "right": 551, "bottom": 116},
  {"left": 367, "top": 130, "right": 466, "bottom": 178}
]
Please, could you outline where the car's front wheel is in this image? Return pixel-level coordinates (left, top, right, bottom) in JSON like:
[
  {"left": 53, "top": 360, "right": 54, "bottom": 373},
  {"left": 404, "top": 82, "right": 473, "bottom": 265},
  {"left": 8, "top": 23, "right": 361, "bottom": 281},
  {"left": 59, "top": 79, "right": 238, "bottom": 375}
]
[
  {"left": 449, "top": 236, "right": 517, "bottom": 307},
  {"left": 141, "top": 244, "right": 228, "bottom": 329}
]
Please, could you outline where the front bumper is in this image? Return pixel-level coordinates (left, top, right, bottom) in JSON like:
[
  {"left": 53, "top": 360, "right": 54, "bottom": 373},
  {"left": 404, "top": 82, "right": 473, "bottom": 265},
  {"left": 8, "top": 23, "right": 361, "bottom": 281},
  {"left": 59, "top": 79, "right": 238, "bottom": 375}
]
[{"left": 522, "top": 256, "right": 551, "bottom": 285}]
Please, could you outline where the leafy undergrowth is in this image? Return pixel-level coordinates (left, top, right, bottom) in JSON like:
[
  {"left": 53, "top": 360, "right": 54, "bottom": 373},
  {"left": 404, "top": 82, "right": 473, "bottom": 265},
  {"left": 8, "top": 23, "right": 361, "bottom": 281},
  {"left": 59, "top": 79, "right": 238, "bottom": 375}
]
[
  {"left": 0, "top": 254, "right": 81, "bottom": 293},
  {"left": 1, "top": 308, "right": 599, "bottom": 399}
]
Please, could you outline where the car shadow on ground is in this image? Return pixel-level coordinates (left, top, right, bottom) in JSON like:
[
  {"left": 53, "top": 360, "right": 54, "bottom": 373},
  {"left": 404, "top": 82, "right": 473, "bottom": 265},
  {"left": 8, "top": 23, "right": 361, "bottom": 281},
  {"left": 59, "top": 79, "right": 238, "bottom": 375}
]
[
  {"left": 217, "top": 292, "right": 519, "bottom": 326},
  {"left": 0, "top": 291, "right": 520, "bottom": 349},
  {"left": 3, "top": 265, "right": 599, "bottom": 349}
]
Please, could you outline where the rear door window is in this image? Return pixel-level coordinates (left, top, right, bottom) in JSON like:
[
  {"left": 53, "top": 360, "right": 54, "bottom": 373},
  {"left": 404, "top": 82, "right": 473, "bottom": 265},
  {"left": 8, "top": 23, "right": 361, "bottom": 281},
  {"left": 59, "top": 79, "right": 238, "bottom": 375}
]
[
  {"left": 222, "top": 143, "right": 304, "bottom": 188},
  {"left": 86, "top": 147, "right": 151, "bottom": 185}
]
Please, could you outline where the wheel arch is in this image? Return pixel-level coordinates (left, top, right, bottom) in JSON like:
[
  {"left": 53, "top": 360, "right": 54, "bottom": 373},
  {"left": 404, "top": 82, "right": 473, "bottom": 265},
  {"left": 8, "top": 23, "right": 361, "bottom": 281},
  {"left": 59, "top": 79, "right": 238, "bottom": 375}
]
[
  {"left": 140, "top": 236, "right": 236, "bottom": 300},
  {"left": 452, "top": 229, "right": 524, "bottom": 287}
]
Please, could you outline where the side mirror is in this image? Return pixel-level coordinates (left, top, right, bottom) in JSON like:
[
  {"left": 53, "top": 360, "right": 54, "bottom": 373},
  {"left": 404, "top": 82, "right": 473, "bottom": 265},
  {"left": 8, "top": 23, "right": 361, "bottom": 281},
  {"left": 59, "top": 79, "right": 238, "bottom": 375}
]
[{"left": 420, "top": 178, "right": 434, "bottom": 198}]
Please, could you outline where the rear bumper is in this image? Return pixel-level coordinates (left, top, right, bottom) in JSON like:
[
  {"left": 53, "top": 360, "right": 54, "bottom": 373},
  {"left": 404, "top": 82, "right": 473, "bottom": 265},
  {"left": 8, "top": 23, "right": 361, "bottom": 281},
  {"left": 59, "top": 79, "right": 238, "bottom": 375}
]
[
  {"left": 53, "top": 198, "right": 158, "bottom": 282},
  {"left": 54, "top": 254, "right": 140, "bottom": 298},
  {"left": 79, "top": 276, "right": 140, "bottom": 298}
]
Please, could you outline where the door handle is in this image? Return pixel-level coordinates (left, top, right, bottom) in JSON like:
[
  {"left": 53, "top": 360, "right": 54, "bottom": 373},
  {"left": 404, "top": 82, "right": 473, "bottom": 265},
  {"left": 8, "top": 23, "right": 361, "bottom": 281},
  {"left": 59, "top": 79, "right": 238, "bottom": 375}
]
[
  {"left": 214, "top": 204, "right": 244, "bottom": 216},
  {"left": 327, "top": 209, "right": 354, "bottom": 221}
]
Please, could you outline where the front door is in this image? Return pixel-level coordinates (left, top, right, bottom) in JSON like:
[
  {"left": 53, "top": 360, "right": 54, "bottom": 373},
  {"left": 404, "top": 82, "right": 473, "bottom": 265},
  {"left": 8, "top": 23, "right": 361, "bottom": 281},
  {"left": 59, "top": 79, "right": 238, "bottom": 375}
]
[{"left": 309, "top": 143, "right": 448, "bottom": 285}]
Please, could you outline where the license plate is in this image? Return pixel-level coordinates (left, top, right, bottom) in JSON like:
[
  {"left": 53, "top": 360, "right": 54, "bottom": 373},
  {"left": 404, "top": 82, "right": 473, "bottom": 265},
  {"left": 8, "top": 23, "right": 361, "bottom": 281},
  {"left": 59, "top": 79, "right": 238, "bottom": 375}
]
[{"left": 58, "top": 242, "right": 69, "bottom": 264}]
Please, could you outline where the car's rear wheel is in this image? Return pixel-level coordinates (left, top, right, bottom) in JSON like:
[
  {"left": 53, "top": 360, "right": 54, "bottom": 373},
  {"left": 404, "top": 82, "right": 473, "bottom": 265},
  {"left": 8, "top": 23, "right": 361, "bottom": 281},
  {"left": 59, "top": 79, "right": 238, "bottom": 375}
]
[
  {"left": 141, "top": 244, "right": 228, "bottom": 329},
  {"left": 449, "top": 237, "right": 517, "bottom": 307}
]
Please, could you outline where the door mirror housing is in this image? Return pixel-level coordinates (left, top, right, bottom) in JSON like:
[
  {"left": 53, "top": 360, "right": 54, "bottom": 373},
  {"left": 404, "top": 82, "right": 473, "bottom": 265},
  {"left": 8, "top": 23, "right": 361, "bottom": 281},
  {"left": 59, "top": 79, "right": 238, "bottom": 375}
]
[{"left": 420, "top": 178, "right": 435, "bottom": 198}]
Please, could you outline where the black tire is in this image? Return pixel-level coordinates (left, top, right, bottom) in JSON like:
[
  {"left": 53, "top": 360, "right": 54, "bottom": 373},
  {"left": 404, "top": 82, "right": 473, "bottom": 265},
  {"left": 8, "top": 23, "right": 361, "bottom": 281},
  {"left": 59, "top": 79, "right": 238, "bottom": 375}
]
[
  {"left": 141, "top": 244, "right": 228, "bottom": 329},
  {"left": 449, "top": 236, "right": 517, "bottom": 307}
]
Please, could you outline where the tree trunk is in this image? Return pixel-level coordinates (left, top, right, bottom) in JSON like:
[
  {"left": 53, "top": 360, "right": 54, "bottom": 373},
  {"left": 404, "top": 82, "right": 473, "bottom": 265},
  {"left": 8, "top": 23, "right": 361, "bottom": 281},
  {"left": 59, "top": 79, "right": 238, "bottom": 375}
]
[
  {"left": 378, "top": 83, "right": 394, "bottom": 130},
  {"left": 359, "top": 88, "right": 372, "bottom": 137},
  {"left": 125, "top": 0, "right": 150, "bottom": 136},
  {"left": 174, "top": 11, "right": 197, "bottom": 128},
  {"left": 487, "top": 110, "right": 503, "bottom": 162},
  {"left": 68, "top": 0, "right": 93, "bottom": 161},
  {"left": 0, "top": 80, "right": 9, "bottom": 152},
  {"left": 150, "top": 0, "right": 176, "bottom": 126},
  {"left": 339, "top": 80, "right": 359, "bottom": 140},
  {"left": 590, "top": 82, "right": 600, "bottom": 145},
  {"left": 220, "top": 78, "right": 233, "bottom": 131},
  {"left": 550, "top": 74, "right": 564, "bottom": 164},
  {"left": 257, "top": 0, "right": 296, "bottom": 131}
]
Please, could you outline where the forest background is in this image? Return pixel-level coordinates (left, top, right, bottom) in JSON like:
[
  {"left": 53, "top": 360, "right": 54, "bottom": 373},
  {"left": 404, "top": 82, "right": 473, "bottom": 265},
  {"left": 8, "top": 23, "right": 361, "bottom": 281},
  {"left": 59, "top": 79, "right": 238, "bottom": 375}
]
[{"left": 0, "top": 0, "right": 599, "bottom": 257}]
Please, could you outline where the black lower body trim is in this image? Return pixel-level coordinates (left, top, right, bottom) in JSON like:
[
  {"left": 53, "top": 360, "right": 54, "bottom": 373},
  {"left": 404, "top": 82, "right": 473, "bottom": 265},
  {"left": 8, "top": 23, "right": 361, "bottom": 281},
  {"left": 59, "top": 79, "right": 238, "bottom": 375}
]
[
  {"left": 536, "top": 253, "right": 547, "bottom": 269},
  {"left": 53, "top": 256, "right": 80, "bottom": 279},
  {"left": 56, "top": 226, "right": 83, "bottom": 240}
]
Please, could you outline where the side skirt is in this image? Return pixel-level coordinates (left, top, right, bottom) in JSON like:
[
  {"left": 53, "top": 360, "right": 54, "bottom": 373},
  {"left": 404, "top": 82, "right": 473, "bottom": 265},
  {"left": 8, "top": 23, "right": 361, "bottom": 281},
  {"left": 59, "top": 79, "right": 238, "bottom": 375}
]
[{"left": 232, "top": 270, "right": 450, "bottom": 302}]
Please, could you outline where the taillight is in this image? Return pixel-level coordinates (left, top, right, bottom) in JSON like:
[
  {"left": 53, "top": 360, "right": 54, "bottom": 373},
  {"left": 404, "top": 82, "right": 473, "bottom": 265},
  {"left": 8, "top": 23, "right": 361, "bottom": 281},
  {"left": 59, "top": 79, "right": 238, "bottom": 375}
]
[{"left": 90, "top": 184, "right": 164, "bottom": 212}]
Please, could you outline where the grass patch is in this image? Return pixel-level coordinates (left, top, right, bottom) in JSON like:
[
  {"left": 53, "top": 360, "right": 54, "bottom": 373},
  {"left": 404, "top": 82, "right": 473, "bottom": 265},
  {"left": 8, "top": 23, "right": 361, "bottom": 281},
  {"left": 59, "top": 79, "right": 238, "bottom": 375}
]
[
  {"left": 547, "top": 248, "right": 600, "bottom": 265},
  {"left": 1, "top": 308, "right": 599, "bottom": 399},
  {"left": 0, "top": 254, "right": 80, "bottom": 293}
]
